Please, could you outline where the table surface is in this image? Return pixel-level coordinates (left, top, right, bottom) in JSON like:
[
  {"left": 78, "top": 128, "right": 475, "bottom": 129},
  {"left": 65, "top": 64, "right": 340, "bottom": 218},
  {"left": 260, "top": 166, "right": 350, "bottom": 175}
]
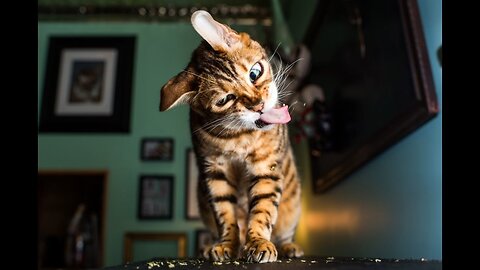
[{"left": 103, "top": 256, "right": 442, "bottom": 270}]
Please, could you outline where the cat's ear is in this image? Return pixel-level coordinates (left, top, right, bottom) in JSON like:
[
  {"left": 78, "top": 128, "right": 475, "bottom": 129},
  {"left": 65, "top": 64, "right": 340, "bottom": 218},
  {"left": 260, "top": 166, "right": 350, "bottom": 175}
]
[
  {"left": 159, "top": 70, "right": 196, "bottom": 111},
  {"left": 191, "top": 10, "right": 240, "bottom": 51}
]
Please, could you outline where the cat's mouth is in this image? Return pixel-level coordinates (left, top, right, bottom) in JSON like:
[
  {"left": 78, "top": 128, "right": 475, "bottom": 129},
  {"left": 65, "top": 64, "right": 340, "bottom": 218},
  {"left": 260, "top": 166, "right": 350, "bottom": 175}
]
[
  {"left": 255, "top": 119, "right": 270, "bottom": 129},
  {"left": 254, "top": 105, "right": 291, "bottom": 129}
]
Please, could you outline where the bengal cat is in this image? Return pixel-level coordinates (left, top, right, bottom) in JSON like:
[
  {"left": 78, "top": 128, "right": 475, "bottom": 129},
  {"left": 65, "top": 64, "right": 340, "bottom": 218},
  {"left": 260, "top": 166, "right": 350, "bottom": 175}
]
[{"left": 159, "top": 10, "right": 303, "bottom": 263}]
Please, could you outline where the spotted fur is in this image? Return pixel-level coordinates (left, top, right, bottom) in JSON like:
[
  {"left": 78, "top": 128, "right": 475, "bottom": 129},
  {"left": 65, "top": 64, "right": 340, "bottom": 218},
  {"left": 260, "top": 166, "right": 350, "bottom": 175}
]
[{"left": 160, "top": 11, "right": 303, "bottom": 263}]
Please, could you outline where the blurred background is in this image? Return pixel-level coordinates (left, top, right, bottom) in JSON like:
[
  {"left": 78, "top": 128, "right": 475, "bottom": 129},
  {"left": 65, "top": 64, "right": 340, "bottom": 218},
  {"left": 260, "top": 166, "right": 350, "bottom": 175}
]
[{"left": 37, "top": 0, "right": 442, "bottom": 268}]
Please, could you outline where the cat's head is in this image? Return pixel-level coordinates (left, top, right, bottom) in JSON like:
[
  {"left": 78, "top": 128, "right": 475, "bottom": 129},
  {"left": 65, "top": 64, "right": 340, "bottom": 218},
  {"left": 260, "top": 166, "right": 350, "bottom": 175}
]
[{"left": 159, "top": 10, "right": 290, "bottom": 131}]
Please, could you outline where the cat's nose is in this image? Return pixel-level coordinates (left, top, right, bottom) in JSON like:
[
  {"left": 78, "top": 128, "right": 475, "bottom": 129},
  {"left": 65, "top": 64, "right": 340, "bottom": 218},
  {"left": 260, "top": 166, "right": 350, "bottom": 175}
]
[{"left": 250, "top": 102, "right": 264, "bottom": 113}]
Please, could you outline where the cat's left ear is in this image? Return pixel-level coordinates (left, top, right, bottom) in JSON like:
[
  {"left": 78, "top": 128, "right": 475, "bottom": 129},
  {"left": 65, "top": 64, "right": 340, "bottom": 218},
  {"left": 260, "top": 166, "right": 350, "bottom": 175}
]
[
  {"left": 159, "top": 69, "right": 196, "bottom": 111},
  {"left": 191, "top": 10, "right": 240, "bottom": 51}
]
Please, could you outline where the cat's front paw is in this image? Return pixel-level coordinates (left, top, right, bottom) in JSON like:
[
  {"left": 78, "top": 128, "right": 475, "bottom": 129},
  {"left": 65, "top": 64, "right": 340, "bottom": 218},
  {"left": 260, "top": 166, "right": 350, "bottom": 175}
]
[
  {"left": 280, "top": 242, "right": 304, "bottom": 258},
  {"left": 207, "top": 241, "right": 239, "bottom": 262},
  {"left": 244, "top": 239, "right": 278, "bottom": 263}
]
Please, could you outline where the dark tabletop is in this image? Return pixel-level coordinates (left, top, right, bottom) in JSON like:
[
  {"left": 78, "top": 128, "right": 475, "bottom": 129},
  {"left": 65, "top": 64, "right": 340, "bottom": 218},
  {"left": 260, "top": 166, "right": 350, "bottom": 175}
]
[{"left": 103, "top": 256, "right": 442, "bottom": 270}]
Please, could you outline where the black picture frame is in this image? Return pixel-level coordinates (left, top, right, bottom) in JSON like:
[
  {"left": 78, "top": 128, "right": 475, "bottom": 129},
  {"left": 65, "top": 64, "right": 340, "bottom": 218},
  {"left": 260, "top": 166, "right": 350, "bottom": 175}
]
[
  {"left": 138, "top": 175, "right": 174, "bottom": 220},
  {"left": 39, "top": 36, "right": 135, "bottom": 133},
  {"left": 140, "top": 138, "right": 174, "bottom": 161},
  {"left": 302, "top": 0, "right": 438, "bottom": 193},
  {"left": 185, "top": 148, "right": 200, "bottom": 220}
]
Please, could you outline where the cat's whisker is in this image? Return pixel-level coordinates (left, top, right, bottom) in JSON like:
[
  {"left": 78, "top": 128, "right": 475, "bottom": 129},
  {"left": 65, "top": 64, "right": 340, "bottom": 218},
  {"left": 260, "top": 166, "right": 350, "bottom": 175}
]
[
  {"left": 194, "top": 118, "right": 222, "bottom": 132},
  {"left": 289, "top": 100, "right": 300, "bottom": 107},
  {"left": 272, "top": 56, "right": 284, "bottom": 78},
  {"left": 227, "top": 121, "right": 240, "bottom": 134},
  {"left": 216, "top": 118, "right": 237, "bottom": 137},
  {"left": 183, "top": 70, "right": 216, "bottom": 84},
  {"left": 285, "top": 58, "right": 304, "bottom": 70},
  {"left": 288, "top": 100, "right": 300, "bottom": 114},
  {"left": 275, "top": 58, "right": 303, "bottom": 78},
  {"left": 273, "top": 58, "right": 304, "bottom": 100},
  {"left": 268, "top": 43, "right": 282, "bottom": 63},
  {"left": 273, "top": 66, "right": 290, "bottom": 87},
  {"left": 272, "top": 60, "right": 285, "bottom": 79},
  {"left": 205, "top": 114, "right": 241, "bottom": 137},
  {"left": 208, "top": 119, "right": 233, "bottom": 133},
  {"left": 278, "top": 92, "right": 295, "bottom": 105},
  {"left": 274, "top": 59, "right": 302, "bottom": 87},
  {"left": 278, "top": 79, "right": 297, "bottom": 96},
  {"left": 290, "top": 107, "right": 296, "bottom": 115},
  {"left": 193, "top": 117, "right": 231, "bottom": 134}
]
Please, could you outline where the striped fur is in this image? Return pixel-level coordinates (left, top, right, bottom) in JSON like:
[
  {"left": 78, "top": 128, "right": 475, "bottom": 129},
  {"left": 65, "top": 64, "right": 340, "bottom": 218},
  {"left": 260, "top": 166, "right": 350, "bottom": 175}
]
[{"left": 160, "top": 11, "right": 303, "bottom": 263}]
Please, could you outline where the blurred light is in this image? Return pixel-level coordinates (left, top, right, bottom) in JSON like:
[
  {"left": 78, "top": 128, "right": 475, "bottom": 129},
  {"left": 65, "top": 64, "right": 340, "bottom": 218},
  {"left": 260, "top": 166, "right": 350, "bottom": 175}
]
[{"left": 304, "top": 210, "right": 359, "bottom": 232}]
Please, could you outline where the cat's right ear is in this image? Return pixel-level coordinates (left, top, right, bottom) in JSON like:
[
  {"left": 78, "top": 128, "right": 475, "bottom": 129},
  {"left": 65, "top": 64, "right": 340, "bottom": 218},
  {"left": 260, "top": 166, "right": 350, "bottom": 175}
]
[
  {"left": 191, "top": 10, "right": 240, "bottom": 51},
  {"left": 159, "top": 70, "right": 196, "bottom": 111}
]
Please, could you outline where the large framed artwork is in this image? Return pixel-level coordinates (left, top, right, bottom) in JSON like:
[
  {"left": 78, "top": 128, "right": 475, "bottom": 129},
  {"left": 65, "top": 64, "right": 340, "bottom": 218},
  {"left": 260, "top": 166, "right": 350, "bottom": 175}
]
[
  {"left": 300, "top": 0, "right": 438, "bottom": 193},
  {"left": 39, "top": 36, "right": 135, "bottom": 133}
]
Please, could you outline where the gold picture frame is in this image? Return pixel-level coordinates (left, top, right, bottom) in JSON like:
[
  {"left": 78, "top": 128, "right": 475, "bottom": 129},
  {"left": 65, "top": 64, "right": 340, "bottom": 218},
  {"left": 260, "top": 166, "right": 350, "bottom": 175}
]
[{"left": 123, "top": 232, "right": 187, "bottom": 263}]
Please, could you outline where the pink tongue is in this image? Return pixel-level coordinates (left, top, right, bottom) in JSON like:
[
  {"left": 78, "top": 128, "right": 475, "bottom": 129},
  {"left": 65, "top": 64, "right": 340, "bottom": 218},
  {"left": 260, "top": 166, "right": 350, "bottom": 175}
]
[{"left": 259, "top": 105, "right": 291, "bottom": 124}]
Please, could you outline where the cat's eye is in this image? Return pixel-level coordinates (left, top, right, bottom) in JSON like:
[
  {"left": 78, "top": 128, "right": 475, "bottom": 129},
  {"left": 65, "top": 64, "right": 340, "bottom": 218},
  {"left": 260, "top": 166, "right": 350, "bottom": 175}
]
[
  {"left": 249, "top": 62, "right": 263, "bottom": 83},
  {"left": 216, "top": 94, "right": 236, "bottom": 107}
]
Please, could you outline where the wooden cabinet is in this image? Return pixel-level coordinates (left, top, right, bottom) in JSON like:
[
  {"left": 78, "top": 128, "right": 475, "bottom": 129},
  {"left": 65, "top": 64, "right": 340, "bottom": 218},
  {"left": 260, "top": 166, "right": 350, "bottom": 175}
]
[{"left": 38, "top": 171, "right": 107, "bottom": 269}]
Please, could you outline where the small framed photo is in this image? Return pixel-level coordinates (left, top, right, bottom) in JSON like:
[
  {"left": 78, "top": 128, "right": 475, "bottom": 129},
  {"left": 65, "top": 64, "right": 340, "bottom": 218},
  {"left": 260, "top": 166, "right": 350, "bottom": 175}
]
[
  {"left": 138, "top": 175, "right": 174, "bottom": 220},
  {"left": 185, "top": 148, "right": 200, "bottom": 220},
  {"left": 141, "top": 138, "right": 174, "bottom": 161},
  {"left": 39, "top": 36, "right": 135, "bottom": 133},
  {"left": 195, "top": 229, "right": 213, "bottom": 257}
]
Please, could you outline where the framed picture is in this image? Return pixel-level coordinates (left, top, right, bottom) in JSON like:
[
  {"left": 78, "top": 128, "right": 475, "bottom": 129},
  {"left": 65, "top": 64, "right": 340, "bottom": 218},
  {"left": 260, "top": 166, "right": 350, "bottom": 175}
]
[
  {"left": 39, "top": 36, "right": 135, "bottom": 133},
  {"left": 194, "top": 229, "right": 213, "bottom": 257},
  {"left": 138, "top": 175, "right": 174, "bottom": 220},
  {"left": 123, "top": 232, "right": 187, "bottom": 263},
  {"left": 140, "top": 138, "right": 174, "bottom": 161},
  {"left": 185, "top": 148, "right": 200, "bottom": 220},
  {"left": 302, "top": 0, "right": 438, "bottom": 193}
]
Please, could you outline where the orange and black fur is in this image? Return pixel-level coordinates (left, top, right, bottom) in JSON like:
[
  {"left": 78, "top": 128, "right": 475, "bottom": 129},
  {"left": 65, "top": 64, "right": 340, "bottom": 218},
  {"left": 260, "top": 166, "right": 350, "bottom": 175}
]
[{"left": 160, "top": 11, "right": 303, "bottom": 263}]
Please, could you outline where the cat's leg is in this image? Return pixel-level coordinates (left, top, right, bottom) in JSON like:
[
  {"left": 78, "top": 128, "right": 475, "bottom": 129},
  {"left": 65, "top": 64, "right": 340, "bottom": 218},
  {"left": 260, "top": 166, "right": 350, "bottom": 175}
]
[
  {"left": 243, "top": 175, "right": 281, "bottom": 263},
  {"left": 196, "top": 190, "right": 218, "bottom": 260},
  {"left": 199, "top": 166, "right": 240, "bottom": 261},
  {"left": 272, "top": 152, "right": 304, "bottom": 258},
  {"left": 243, "top": 158, "right": 284, "bottom": 263},
  {"left": 280, "top": 242, "right": 304, "bottom": 258},
  {"left": 273, "top": 233, "right": 304, "bottom": 258}
]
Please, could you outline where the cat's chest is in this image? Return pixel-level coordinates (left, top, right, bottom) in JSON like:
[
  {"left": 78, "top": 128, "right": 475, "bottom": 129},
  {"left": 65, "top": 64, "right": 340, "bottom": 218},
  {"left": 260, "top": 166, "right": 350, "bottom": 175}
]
[
  {"left": 221, "top": 135, "right": 258, "bottom": 157},
  {"left": 221, "top": 130, "right": 280, "bottom": 160}
]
